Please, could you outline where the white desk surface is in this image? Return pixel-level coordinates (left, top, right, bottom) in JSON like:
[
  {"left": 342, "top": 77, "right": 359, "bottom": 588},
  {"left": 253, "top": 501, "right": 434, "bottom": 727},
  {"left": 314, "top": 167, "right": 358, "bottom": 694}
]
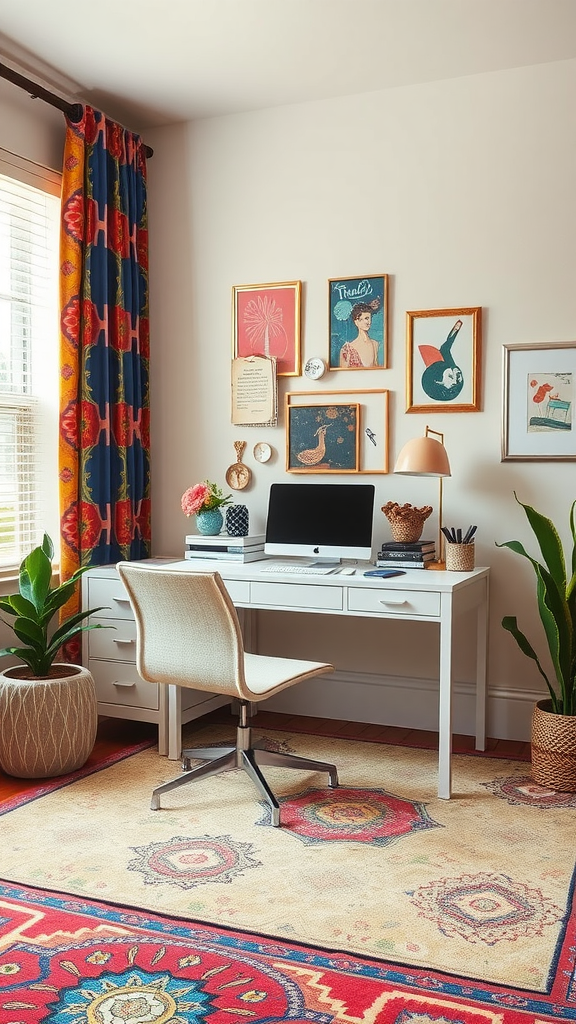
[{"left": 124, "top": 556, "right": 489, "bottom": 592}]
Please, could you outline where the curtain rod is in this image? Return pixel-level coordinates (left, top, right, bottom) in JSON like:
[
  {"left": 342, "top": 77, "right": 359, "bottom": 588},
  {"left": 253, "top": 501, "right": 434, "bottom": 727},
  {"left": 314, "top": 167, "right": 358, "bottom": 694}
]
[{"left": 0, "top": 61, "right": 154, "bottom": 159}]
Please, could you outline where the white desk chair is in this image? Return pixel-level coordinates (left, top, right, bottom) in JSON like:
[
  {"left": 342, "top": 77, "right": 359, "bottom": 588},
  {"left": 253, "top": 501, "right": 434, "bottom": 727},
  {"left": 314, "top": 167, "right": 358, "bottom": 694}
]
[{"left": 117, "top": 564, "right": 339, "bottom": 826}]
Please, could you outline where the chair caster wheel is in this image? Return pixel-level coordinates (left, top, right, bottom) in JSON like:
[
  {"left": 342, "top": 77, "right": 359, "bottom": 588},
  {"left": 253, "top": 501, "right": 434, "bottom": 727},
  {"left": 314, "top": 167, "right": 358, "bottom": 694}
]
[{"left": 182, "top": 758, "right": 192, "bottom": 771}]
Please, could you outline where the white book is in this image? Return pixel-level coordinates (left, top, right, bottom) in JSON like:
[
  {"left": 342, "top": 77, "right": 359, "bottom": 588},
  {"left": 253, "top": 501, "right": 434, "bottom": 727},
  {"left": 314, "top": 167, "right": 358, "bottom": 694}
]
[
  {"left": 184, "top": 549, "right": 266, "bottom": 563},
  {"left": 185, "top": 533, "right": 265, "bottom": 548}
]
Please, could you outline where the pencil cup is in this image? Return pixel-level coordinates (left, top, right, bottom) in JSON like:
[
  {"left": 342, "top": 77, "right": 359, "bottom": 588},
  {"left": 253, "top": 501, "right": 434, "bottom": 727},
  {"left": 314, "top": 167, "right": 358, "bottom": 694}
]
[{"left": 445, "top": 542, "right": 475, "bottom": 572}]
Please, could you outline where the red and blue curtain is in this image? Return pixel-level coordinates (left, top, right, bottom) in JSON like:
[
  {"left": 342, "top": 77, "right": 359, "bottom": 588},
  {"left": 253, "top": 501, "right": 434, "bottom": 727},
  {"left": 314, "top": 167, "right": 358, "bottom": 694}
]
[{"left": 59, "top": 107, "right": 151, "bottom": 627}]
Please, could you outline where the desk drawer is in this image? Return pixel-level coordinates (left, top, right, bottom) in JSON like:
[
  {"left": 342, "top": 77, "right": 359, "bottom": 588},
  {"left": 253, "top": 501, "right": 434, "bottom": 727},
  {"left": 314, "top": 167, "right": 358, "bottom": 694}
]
[
  {"left": 87, "top": 577, "right": 133, "bottom": 619},
  {"left": 348, "top": 587, "right": 440, "bottom": 618},
  {"left": 251, "top": 581, "right": 344, "bottom": 612},
  {"left": 89, "top": 620, "right": 136, "bottom": 661},
  {"left": 222, "top": 579, "right": 251, "bottom": 605},
  {"left": 91, "top": 661, "right": 159, "bottom": 710}
]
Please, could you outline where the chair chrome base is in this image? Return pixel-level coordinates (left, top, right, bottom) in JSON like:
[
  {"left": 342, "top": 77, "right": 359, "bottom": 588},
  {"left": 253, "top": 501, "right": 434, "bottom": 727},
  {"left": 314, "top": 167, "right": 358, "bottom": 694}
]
[{"left": 150, "top": 709, "right": 338, "bottom": 826}]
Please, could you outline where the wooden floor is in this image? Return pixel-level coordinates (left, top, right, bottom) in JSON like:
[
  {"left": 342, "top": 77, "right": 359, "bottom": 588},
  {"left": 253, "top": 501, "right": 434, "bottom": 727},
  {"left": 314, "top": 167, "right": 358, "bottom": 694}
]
[{"left": 0, "top": 710, "right": 531, "bottom": 805}]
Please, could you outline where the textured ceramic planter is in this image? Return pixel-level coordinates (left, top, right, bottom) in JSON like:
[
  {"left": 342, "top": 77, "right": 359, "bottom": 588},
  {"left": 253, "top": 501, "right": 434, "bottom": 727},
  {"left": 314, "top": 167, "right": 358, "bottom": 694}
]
[
  {"left": 531, "top": 698, "right": 576, "bottom": 792},
  {"left": 195, "top": 509, "right": 224, "bottom": 535},
  {"left": 0, "top": 664, "right": 98, "bottom": 778}
]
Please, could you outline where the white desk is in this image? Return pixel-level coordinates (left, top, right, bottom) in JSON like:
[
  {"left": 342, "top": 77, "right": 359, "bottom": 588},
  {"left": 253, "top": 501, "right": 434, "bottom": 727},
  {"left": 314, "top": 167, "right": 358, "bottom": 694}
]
[{"left": 152, "top": 558, "right": 489, "bottom": 799}]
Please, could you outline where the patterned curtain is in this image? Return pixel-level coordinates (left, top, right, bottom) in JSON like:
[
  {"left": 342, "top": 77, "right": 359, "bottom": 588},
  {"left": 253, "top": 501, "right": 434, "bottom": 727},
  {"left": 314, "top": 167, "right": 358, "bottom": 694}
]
[{"left": 59, "top": 107, "right": 151, "bottom": 648}]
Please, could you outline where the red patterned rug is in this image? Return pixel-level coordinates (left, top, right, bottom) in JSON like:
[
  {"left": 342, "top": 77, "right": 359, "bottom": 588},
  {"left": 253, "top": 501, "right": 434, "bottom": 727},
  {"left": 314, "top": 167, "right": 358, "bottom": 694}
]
[{"left": 0, "top": 879, "right": 574, "bottom": 1022}]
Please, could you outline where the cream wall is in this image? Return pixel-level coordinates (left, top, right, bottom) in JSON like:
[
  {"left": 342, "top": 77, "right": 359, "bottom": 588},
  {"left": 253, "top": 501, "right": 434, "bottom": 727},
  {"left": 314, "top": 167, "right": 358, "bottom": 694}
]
[{"left": 146, "top": 58, "right": 576, "bottom": 740}]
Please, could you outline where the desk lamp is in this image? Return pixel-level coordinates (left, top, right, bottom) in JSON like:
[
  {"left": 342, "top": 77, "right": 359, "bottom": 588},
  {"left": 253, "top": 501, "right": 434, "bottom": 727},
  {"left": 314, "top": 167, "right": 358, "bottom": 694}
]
[{"left": 394, "top": 426, "right": 451, "bottom": 569}]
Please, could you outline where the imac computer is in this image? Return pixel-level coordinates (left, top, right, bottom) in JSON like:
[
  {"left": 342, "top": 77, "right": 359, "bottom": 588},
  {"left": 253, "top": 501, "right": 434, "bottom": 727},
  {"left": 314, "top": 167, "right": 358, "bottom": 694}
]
[{"left": 264, "top": 482, "right": 375, "bottom": 564}]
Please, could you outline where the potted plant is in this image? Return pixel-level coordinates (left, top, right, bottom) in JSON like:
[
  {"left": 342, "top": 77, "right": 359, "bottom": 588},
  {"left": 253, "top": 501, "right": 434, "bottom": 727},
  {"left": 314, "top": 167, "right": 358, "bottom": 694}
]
[
  {"left": 0, "top": 534, "right": 108, "bottom": 779},
  {"left": 497, "top": 493, "right": 576, "bottom": 791},
  {"left": 181, "top": 480, "right": 232, "bottom": 536}
]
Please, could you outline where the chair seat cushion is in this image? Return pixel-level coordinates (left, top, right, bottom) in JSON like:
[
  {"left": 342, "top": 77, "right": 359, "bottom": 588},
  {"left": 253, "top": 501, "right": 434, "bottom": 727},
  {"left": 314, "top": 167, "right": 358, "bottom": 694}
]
[{"left": 243, "top": 652, "right": 333, "bottom": 699}]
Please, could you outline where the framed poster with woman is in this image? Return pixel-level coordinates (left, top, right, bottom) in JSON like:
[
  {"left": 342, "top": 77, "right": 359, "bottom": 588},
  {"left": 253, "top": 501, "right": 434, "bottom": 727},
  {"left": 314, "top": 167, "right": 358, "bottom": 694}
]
[{"left": 328, "top": 274, "right": 389, "bottom": 370}]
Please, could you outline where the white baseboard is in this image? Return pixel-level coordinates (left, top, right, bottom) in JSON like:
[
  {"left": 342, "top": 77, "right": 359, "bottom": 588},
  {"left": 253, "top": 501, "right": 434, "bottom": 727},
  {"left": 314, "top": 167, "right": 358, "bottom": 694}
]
[{"left": 263, "top": 670, "right": 541, "bottom": 742}]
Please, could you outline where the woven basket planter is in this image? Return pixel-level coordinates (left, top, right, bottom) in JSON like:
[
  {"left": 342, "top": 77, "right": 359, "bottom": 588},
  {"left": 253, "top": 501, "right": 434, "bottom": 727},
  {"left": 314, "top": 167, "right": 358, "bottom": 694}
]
[
  {"left": 382, "top": 502, "right": 433, "bottom": 544},
  {"left": 531, "top": 699, "right": 576, "bottom": 792},
  {"left": 0, "top": 664, "right": 97, "bottom": 779}
]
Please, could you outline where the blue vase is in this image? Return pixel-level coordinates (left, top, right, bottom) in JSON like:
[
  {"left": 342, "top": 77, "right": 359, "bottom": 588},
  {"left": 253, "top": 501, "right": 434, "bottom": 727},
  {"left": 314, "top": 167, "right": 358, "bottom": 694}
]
[{"left": 195, "top": 509, "right": 223, "bottom": 536}]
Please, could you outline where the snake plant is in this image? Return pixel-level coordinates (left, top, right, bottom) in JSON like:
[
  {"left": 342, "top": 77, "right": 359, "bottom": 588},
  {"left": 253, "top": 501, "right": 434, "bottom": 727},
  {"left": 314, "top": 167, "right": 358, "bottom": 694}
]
[
  {"left": 0, "top": 534, "right": 107, "bottom": 677},
  {"left": 497, "top": 493, "right": 576, "bottom": 716}
]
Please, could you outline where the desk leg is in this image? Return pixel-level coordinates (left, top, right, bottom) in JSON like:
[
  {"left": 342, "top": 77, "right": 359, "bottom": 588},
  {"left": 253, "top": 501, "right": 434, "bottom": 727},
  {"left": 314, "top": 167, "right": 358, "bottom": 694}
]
[
  {"left": 158, "top": 683, "right": 169, "bottom": 756},
  {"left": 168, "top": 684, "right": 183, "bottom": 761},
  {"left": 475, "top": 578, "right": 488, "bottom": 751},
  {"left": 438, "top": 593, "right": 454, "bottom": 799}
]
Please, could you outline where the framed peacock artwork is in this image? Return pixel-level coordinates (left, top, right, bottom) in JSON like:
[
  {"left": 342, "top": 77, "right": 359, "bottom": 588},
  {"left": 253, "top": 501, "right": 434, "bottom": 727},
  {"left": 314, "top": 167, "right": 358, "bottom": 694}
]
[
  {"left": 286, "top": 402, "right": 359, "bottom": 473},
  {"left": 286, "top": 389, "right": 389, "bottom": 473}
]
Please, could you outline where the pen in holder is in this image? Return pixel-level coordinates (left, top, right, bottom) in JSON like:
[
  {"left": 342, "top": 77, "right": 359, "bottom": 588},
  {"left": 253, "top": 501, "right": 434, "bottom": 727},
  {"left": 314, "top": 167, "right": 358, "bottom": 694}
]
[{"left": 445, "top": 542, "right": 475, "bottom": 572}]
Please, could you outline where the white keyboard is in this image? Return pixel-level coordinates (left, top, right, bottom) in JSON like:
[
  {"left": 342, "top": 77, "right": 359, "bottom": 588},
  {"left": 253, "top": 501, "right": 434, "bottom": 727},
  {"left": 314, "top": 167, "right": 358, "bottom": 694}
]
[{"left": 259, "top": 562, "right": 338, "bottom": 576}]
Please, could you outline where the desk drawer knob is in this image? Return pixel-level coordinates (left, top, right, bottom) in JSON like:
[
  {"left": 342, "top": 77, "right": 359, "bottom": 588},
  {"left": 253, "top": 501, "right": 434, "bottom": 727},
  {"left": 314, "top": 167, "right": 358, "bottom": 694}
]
[
  {"left": 379, "top": 598, "right": 408, "bottom": 606},
  {"left": 112, "top": 680, "right": 136, "bottom": 688},
  {"left": 112, "top": 638, "right": 135, "bottom": 645}
]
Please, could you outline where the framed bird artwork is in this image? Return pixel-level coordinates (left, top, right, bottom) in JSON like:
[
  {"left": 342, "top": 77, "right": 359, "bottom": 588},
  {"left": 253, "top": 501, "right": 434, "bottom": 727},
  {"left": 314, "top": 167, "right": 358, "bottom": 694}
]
[
  {"left": 285, "top": 389, "right": 389, "bottom": 473},
  {"left": 286, "top": 402, "right": 359, "bottom": 473}
]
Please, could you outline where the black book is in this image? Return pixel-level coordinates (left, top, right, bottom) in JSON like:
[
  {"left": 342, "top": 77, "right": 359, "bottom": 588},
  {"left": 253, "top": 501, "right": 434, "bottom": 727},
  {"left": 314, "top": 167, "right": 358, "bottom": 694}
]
[
  {"left": 379, "top": 540, "right": 435, "bottom": 552},
  {"left": 378, "top": 548, "right": 435, "bottom": 561}
]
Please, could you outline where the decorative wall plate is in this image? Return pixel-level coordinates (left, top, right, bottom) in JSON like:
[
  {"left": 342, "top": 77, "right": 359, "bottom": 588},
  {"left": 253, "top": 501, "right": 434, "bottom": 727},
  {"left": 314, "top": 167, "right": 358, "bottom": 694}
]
[
  {"left": 253, "top": 441, "right": 272, "bottom": 464},
  {"left": 303, "top": 357, "right": 326, "bottom": 380},
  {"left": 226, "top": 440, "right": 252, "bottom": 490}
]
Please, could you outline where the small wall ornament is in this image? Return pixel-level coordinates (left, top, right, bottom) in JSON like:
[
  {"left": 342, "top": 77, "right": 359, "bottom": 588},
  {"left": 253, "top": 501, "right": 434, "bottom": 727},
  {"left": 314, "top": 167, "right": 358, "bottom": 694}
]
[{"left": 225, "top": 441, "right": 252, "bottom": 490}]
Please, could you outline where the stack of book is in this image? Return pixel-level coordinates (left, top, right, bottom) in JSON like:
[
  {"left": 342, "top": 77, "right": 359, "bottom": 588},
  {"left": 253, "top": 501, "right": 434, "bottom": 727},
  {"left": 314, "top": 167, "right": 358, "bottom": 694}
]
[
  {"left": 376, "top": 539, "right": 436, "bottom": 569},
  {"left": 185, "top": 533, "right": 266, "bottom": 563}
]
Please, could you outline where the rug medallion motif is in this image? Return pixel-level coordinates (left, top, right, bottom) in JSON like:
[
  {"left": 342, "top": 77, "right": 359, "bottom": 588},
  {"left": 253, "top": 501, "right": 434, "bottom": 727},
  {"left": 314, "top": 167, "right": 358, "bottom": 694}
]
[
  {"left": 128, "top": 834, "right": 261, "bottom": 889},
  {"left": 257, "top": 785, "right": 442, "bottom": 844}
]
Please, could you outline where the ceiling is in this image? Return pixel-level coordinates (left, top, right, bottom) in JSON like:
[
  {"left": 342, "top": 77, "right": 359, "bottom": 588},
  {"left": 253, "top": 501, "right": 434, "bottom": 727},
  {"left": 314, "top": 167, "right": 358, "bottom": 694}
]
[{"left": 1, "top": 0, "right": 576, "bottom": 130}]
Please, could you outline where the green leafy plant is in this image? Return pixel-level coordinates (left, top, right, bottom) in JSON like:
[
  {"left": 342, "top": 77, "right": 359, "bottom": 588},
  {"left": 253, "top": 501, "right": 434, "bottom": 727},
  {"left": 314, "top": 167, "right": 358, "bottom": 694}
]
[
  {"left": 0, "top": 534, "right": 108, "bottom": 677},
  {"left": 497, "top": 493, "right": 576, "bottom": 716}
]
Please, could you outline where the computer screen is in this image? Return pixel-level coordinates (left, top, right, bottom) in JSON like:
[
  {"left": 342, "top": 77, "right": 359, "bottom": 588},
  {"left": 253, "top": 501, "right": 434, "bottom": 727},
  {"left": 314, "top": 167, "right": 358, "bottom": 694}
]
[{"left": 264, "top": 482, "right": 375, "bottom": 563}]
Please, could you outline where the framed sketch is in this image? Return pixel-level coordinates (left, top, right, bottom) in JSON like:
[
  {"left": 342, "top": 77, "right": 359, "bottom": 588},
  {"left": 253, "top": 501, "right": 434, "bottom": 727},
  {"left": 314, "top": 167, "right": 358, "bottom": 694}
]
[
  {"left": 232, "top": 281, "right": 301, "bottom": 376},
  {"left": 328, "top": 274, "right": 389, "bottom": 370},
  {"left": 406, "top": 307, "right": 482, "bottom": 413},
  {"left": 286, "top": 389, "right": 389, "bottom": 473},
  {"left": 286, "top": 402, "right": 360, "bottom": 473},
  {"left": 502, "top": 341, "right": 576, "bottom": 461}
]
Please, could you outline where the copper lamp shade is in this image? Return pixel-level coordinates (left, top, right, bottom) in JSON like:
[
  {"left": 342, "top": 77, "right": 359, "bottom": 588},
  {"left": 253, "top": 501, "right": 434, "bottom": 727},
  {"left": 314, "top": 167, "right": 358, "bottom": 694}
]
[{"left": 394, "top": 427, "right": 451, "bottom": 567}]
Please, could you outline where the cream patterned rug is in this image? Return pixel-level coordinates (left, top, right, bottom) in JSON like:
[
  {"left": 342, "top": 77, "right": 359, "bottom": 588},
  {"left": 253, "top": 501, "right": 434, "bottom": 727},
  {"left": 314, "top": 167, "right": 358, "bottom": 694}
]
[{"left": 1, "top": 722, "right": 574, "bottom": 990}]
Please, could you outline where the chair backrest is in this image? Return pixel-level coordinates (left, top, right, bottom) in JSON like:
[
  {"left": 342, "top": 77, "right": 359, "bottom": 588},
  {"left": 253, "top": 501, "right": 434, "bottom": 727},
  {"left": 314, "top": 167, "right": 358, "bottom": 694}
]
[{"left": 117, "top": 564, "right": 250, "bottom": 699}]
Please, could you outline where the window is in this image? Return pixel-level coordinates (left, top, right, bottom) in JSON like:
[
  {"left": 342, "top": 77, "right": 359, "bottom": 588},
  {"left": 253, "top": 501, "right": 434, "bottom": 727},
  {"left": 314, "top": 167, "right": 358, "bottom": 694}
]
[{"left": 0, "top": 150, "right": 60, "bottom": 571}]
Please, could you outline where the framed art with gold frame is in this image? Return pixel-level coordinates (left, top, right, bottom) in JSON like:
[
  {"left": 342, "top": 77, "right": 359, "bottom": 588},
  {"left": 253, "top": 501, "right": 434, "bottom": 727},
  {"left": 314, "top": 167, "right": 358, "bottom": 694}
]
[
  {"left": 406, "top": 306, "right": 482, "bottom": 413},
  {"left": 328, "top": 274, "right": 389, "bottom": 370},
  {"left": 286, "top": 389, "right": 389, "bottom": 473},
  {"left": 286, "top": 401, "right": 359, "bottom": 473},
  {"left": 232, "top": 280, "right": 301, "bottom": 376},
  {"left": 502, "top": 341, "right": 576, "bottom": 461}
]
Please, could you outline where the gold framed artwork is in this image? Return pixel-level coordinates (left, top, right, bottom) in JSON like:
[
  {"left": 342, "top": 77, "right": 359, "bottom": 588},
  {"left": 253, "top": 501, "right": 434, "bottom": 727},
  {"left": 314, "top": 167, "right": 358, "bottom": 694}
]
[
  {"left": 502, "top": 341, "right": 576, "bottom": 461},
  {"left": 286, "top": 389, "right": 389, "bottom": 473},
  {"left": 406, "top": 307, "right": 482, "bottom": 413},
  {"left": 232, "top": 280, "right": 301, "bottom": 376},
  {"left": 328, "top": 275, "right": 389, "bottom": 370}
]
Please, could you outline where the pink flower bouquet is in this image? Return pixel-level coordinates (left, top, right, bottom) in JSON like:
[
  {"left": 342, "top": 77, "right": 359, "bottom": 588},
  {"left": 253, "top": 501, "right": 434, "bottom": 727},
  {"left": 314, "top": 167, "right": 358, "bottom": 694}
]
[{"left": 181, "top": 481, "right": 232, "bottom": 516}]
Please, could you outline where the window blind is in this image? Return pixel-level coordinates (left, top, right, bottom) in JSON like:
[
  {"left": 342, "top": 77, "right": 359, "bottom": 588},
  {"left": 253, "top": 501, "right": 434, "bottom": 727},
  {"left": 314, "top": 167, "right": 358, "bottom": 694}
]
[{"left": 0, "top": 155, "right": 60, "bottom": 570}]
